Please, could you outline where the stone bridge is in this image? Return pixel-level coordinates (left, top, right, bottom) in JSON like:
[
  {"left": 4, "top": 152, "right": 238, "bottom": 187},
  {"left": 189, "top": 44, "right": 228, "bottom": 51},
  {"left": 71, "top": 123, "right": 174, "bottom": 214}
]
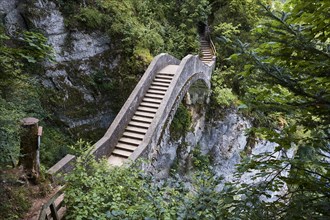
[{"left": 94, "top": 52, "right": 215, "bottom": 166}]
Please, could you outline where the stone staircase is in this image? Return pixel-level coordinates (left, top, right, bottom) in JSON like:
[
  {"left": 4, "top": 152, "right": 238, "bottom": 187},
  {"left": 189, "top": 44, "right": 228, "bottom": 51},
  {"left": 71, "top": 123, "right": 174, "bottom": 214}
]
[
  {"left": 200, "top": 39, "right": 213, "bottom": 64},
  {"left": 108, "top": 65, "right": 179, "bottom": 166},
  {"left": 108, "top": 39, "right": 214, "bottom": 166}
]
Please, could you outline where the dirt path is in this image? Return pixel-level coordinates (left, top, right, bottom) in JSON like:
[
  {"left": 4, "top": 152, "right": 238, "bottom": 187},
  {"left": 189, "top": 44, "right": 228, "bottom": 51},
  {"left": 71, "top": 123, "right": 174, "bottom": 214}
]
[{"left": 24, "top": 185, "right": 62, "bottom": 220}]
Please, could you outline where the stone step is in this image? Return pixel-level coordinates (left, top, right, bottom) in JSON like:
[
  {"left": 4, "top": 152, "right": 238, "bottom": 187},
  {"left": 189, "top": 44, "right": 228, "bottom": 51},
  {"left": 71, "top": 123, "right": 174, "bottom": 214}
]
[
  {"left": 153, "top": 78, "right": 172, "bottom": 83},
  {"left": 132, "top": 115, "right": 153, "bottom": 123},
  {"left": 145, "top": 93, "right": 164, "bottom": 100},
  {"left": 137, "top": 106, "right": 158, "bottom": 113},
  {"left": 119, "top": 137, "right": 141, "bottom": 146},
  {"left": 143, "top": 97, "right": 162, "bottom": 104},
  {"left": 134, "top": 110, "right": 155, "bottom": 118},
  {"left": 201, "top": 58, "right": 213, "bottom": 61},
  {"left": 116, "top": 142, "right": 137, "bottom": 151},
  {"left": 140, "top": 102, "right": 160, "bottom": 108},
  {"left": 128, "top": 120, "right": 151, "bottom": 128},
  {"left": 149, "top": 85, "right": 168, "bottom": 91},
  {"left": 108, "top": 155, "right": 126, "bottom": 166},
  {"left": 112, "top": 149, "right": 131, "bottom": 157},
  {"left": 122, "top": 131, "right": 144, "bottom": 140},
  {"left": 151, "top": 82, "right": 170, "bottom": 87},
  {"left": 125, "top": 125, "right": 148, "bottom": 134},
  {"left": 146, "top": 89, "right": 166, "bottom": 95},
  {"left": 155, "top": 74, "right": 173, "bottom": 80}
]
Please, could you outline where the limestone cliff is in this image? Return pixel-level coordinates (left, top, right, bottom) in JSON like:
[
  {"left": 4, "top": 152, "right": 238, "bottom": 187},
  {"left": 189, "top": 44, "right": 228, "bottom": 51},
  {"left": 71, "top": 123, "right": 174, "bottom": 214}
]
[
  {"left": 1, "top": 0, "right": 124, "bottom": 139},
  {"left": 146, "top": 101, "right": 291, "bottom": 198}
]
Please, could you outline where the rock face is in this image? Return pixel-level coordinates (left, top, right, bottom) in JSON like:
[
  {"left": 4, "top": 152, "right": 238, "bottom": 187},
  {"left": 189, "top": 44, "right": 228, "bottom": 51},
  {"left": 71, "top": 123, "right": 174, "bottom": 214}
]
[
  {"left": 147, "top": 104, "right": 290, "bottom": 199},
  {"left": 0, "top": 0, "right": 19, "bottom": 18},
  {"left": 147, "top": 106, "right": 251, "bottom": 180},
  {"left": 1, "top": 0, "right": 120, "bottom": 139},
  {"left": 199, "top": 111, "right": 251, "bottom": 181}
]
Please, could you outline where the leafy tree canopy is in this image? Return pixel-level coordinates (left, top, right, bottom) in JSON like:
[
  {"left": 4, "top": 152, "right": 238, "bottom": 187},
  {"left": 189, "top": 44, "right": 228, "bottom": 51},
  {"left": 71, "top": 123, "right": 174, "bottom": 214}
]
[{"left": 215, "top": 0, "right": 330, "bottom": 218}]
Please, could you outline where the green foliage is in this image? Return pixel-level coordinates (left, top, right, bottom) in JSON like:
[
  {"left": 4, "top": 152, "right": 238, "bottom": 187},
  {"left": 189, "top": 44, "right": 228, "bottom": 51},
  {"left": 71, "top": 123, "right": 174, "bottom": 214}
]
[
  {"left": 0, "top": 171, "right": 31, "bottom": 220},
  {"left": 19, "top": 31, "right": 55, "bottom": 63},
  {"left": 0, "top": 98, "right": 24, "bottom": 165},
  {"left": 68, "top": 138, "right": 93, "bottom": 156},
  {"left": 74, "top": 7, "right": 105, "bottom": 29},
  {"left": 170, "top": 104, "right": 192, "bottom": 140},
  {"left": 192, "top": 146, "right": 211, "bottom": 171},
  {"left": 0, "top": 27, "right": 62, "bottom": 168},
  {"left": 0, "top": 186, "right": 30, "bottom": 220},
  {"left": 211, "top": 68, "right": 238, "bottom": 107},
  {"left": 209, "top": 0, "right": 272, "bottom": 114},
  {"left": 40, "top": 127, "right": 72, "bottom": 168},
  {"left": 64, "top": 141, "right": 224, "bottom": 219},
  {"left": 213, "top": 0, "right": 330, "bottom": 218}
]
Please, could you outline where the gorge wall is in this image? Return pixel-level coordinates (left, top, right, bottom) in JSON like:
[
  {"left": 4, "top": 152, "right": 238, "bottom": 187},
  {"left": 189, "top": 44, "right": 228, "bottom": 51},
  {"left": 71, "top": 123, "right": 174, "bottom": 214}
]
[{"left": 1, "top": 0, "right": 127, "bottom": 139}]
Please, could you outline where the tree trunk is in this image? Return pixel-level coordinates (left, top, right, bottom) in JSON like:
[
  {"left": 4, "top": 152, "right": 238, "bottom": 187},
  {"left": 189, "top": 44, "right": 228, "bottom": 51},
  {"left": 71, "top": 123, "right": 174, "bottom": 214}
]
[{"left": 18, "top": 117, "right": 39, "bottom": 182}]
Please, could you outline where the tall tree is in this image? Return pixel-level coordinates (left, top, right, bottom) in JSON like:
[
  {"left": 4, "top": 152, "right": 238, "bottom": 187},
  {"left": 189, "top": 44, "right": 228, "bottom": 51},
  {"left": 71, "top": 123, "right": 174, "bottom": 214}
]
[{"left": 217, "top": 0, "right": 330, "bottom": 218}]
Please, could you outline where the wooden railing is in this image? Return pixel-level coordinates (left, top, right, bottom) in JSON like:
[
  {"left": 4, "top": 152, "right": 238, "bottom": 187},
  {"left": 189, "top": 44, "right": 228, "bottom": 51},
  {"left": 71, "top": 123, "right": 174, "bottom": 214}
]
[
  {"left": 206, "top": 27, "right": 217, "bottom": 57},
  {"left": 38, "top": 187, "right": 66, "bottom": 220}
]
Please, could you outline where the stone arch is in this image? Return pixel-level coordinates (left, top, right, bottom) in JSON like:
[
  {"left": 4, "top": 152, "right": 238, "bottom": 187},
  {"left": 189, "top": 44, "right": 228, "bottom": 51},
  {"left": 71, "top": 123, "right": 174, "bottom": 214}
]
[{"left": 129, "top": 55, "right": 214, "bottom": 162}]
